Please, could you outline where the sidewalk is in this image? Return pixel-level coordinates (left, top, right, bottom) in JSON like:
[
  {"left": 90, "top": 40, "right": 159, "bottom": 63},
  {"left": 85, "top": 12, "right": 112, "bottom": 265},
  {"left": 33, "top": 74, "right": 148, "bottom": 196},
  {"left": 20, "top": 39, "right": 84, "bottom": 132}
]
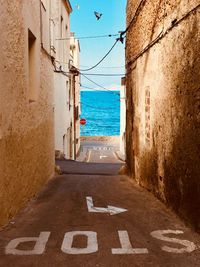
[{"left": 56, "top": 159, "right": 123, "bottom": 176}]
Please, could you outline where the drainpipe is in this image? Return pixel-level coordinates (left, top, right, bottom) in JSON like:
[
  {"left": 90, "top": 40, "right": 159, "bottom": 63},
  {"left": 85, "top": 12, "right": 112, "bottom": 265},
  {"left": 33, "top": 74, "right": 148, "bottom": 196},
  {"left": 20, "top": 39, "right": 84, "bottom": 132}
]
[
  {"left": 70, "top": 66, "right": 79, "bottom": 160},
  {"left": 73, "top": 75, "right": 76, "bottom": 160}
]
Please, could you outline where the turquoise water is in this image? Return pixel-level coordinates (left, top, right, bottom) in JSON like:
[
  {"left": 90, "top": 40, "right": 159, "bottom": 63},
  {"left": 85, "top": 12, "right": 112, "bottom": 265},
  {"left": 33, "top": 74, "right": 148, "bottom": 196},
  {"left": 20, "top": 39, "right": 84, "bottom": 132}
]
[{"left": 80, "top": 91, "right": 120, "bottom": 136}]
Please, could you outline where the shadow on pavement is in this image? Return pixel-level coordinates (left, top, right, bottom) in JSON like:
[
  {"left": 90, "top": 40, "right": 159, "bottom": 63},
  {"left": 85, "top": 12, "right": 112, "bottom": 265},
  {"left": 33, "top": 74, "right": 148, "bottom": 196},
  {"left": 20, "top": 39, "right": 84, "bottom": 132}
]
[{"left": 56, "top": 159, "right": 124, "bottom": 176}]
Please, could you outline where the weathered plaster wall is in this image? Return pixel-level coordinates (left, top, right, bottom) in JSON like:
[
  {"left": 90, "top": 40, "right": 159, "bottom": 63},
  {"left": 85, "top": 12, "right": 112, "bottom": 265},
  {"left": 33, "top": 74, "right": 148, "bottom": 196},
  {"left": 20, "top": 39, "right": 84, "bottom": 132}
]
[
  {"left": 126, "top": 0, "right": 200, "bottom": 229},
  {"left": 70, "top": 36, "right": 81, "bottom": 157},
  {"left": 120, "top": 78, "right": 126, "bottom": 157},
  {"left": 52, "top": 0, "right": 74, "bottom": 159},
  {"left": 0, "top": 0, "right": 54, "bottom": 227}
]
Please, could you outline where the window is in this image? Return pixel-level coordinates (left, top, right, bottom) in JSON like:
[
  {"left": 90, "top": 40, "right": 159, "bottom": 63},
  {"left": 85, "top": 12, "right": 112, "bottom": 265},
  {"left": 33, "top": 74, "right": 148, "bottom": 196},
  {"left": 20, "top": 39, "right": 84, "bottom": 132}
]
[
  {"left": 69, "top": 77, "right": 72, "bottom": 110},
  {"left": 28, "top": 29, "right": 38, "bottom": 103},
  {"left": 60, "top": 16, "right": 64, "bottom": 60},
  {"left": 41, "top": 0, "right": 50, "bottom": 52},
  {"left": 75, "top": 106, "right": 79, "bottom": 120},
  {"left": 66, "top": 81, "right": 70, "bottom": 108}
]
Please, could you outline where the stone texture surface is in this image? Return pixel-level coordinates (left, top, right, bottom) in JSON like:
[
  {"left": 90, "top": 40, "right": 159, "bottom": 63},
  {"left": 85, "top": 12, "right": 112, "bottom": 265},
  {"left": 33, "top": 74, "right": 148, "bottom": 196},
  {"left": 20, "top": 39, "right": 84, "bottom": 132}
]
[
  {"left": 126, "top": 0, "right": 200, "bottom": 229},
  {"left": 0, "top": 0, "right": 54, "bottom": 227}
]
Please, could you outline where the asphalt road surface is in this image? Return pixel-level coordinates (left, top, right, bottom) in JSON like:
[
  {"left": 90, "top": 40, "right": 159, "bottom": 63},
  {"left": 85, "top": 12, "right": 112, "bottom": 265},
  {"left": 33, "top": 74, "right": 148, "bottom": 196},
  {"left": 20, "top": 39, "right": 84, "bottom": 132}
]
[
  {"left": 0, "top": 142, "right": 200, "bottom": 266},
  {"left": 78, "top": 140, "right": 123, "bottom": 163}
]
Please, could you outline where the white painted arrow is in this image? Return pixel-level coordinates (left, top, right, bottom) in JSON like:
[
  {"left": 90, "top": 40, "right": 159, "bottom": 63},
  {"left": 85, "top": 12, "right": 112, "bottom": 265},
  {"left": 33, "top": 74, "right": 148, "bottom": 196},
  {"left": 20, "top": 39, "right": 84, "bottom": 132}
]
[{"left": 86, "top": 196, "right": 127, "bottom": 216}]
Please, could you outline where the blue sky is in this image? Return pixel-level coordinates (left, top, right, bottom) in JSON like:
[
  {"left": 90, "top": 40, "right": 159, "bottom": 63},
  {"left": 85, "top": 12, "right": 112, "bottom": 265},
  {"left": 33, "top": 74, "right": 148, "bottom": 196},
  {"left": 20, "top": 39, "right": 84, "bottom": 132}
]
[{"left": 70, "top": 0, "right": 127, "bottom": 91}]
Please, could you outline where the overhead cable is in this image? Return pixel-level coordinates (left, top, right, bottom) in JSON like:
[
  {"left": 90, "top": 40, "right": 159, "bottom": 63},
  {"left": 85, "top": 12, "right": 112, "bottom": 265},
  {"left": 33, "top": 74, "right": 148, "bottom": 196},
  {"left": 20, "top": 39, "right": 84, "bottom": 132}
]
[
  {"left": 80, "top": 102, "right": 118, "bottom": 111},
  {"left": 80, "top": 85, "right": 120, "bottom": 101},
  {"left": 56, "top": 33, "right": 119, "bottom": 40},
  {"left": 56, "top": 62, "right": 125, "bottom": 69},
  {"left": 81, "top": 74, "right": 120, "bottom": 96},
  {"left": 81, "top": 73, "right": 125, "bottom": 77},
  {"left": 80, "top": 65, "right": 125, "bottom": 69},
  {"left": 79, "top": 39, "right": 120, "bottom": 71}
]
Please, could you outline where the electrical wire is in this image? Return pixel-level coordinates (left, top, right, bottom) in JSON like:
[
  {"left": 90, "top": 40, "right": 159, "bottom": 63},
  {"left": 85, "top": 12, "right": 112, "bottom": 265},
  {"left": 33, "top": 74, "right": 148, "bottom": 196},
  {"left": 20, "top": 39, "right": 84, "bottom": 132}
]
[
  {"left": 79, "top": 117, "right": 117, "bottom": 128},
  {"left": 54, "top": 67, "right": 125, "bottom": 78},
  {"left": 56, "top": 33, "right": 119, "bottom": 40},
  {"left": 54, "top": 68, "right": 125, "bottom": 77},
  {"left": 80, "top": 65, "right": 125, "bottom": 69},
  {"left": 80, "top": 84, "right": 96, "bottom": 90},
  {"left": 80, "top": 84, "right": 111, "bottom": 93},
  {"left": 53, "top": 60, "right": 125, "bottom": 77},
  {"left": 80, "top": 102, "right": 118, "bottom": 111},
  {"left": 81, "top": 74, "right": 120, "bottom": 96},
  {"left": 80, "top": 84, "right": 120, "bottom": 101},
  {"left": 53, "top": 1, "right": 145, "bottom": 76},
  {"left": 78, "top": 39, "right": 120, "bottom": 72},
  {"left": 80, "top": 83, "right": 119, "bottom": 93},
  {"left": 81, "top": 73, "right": 125, "bottom": 77},
  {"left": 80, "top": 87, "right": 120, "bottom": 100},
  {"left": 55, "top": 62, "right": 125, "bottom": 69}
]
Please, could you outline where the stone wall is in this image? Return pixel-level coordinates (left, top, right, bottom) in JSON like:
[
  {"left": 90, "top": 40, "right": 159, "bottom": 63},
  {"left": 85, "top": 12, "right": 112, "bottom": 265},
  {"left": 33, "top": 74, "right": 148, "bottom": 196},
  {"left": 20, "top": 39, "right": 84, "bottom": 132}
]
[
  {"left": 0, "top": 0, "right": 54, "bottom": 227},
  {"left": 126, "top": 0, "right": 200, "bottom": 229}
]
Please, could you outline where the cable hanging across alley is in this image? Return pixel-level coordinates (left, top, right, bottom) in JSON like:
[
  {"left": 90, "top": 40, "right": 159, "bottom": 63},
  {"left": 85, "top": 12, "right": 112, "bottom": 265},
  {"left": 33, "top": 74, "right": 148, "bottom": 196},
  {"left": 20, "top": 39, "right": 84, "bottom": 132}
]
[
  {"left": 81, "top": 74, "right": 120, "bottom": 96},
  {"left": 53, "top": 0, "right": 147, "bottom": 75},
  {"left": 78, "top": 39, "right": 120, "bottom": 72},
  {"left": 69, "top": 2, "right": 146, "bottom": 73},
  {"left": 80, "top": 65, "right": 125, "bottom": 69},
  {"left": 53, "top": 64, "right": 125, "bottom": 78},
  {"left": 80, "top": 84, "right": 121, "bottom": 101},
  {"left": 80, "top": 84, "right": 115, "bottom": 93},
  {"left": 54, "top": 60, "right": 125, "bottom": 71},
  {"left": 56, "top": 33, "right": 120, "bottom": 40},
  {"left": 81, "top": 73, "right": 125, "bottom": 77},
  {"left": 80, "top": 102, "right": 118, "bottom": 111}
]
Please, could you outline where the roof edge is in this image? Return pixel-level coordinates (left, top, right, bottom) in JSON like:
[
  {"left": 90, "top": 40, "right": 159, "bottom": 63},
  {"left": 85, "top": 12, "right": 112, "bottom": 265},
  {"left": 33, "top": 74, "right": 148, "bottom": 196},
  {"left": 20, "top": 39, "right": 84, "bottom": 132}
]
[{"left": 63, "top": 0, "right": 72, "bottom": 13}]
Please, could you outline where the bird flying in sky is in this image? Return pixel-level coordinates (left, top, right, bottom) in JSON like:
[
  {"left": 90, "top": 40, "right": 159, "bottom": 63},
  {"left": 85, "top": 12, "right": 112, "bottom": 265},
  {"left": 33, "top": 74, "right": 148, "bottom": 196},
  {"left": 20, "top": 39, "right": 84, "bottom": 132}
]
[{"left": 94, "top": 11, "right": 102, "bottom": 20}]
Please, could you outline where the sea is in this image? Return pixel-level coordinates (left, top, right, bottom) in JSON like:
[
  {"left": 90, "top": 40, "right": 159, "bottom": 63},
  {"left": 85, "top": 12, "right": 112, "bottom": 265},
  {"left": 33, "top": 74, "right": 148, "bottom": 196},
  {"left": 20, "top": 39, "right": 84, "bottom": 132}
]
[{"left": 80, "top": 91, "right": 120, "bottom": 136}]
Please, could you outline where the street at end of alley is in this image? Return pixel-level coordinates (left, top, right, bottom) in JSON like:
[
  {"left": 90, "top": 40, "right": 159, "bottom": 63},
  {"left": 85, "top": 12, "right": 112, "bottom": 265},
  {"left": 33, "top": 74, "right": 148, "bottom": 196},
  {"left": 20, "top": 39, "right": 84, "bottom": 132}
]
[{"left": 0, "top": 140, "right": 200, "bottom": 267}]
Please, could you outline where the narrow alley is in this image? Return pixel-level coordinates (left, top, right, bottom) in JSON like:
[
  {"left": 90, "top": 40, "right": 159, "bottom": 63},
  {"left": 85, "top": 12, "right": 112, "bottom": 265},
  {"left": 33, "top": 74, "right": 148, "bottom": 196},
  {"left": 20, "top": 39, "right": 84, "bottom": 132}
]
[
  {"left": 0, "top": 0, "right": 200, "bottom": 266},
  {"left": 1, "top": 140, "right": 200, "bottom": 266}
]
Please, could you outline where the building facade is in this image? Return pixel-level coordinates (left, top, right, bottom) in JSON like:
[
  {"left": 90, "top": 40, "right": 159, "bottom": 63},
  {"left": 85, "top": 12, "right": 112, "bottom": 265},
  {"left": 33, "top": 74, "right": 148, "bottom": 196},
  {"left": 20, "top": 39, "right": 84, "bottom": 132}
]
[
  {"left": 70, "top": 33, "right": 81, "bottom": 158},
  {"left": 51, "top": 0, "right": 73, "bottom": 159},
  {"left": 52, "top": 1, "right": 80, "bottom": 160},
  {"left": 120, "top": 77, "right": 126, "bottom": 158},
  {"left": 0, "top": 0, "right": 54, "bottom": 227},
  {"left": 126, "top": 0, "right": 200, "bottom": 229}
]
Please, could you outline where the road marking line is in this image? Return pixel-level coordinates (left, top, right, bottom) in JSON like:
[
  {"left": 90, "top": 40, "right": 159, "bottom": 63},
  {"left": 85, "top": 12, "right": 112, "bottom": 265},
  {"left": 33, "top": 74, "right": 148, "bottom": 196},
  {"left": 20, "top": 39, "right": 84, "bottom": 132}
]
[
  {"left": 113, "top": 152, "right": 118, "bottom": 160},
  {"left": 86, "top": 196, "right": 127, "bottom": 216},
  {"left": 86, "top": 150, "right": 92, "bottom": 162}
]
